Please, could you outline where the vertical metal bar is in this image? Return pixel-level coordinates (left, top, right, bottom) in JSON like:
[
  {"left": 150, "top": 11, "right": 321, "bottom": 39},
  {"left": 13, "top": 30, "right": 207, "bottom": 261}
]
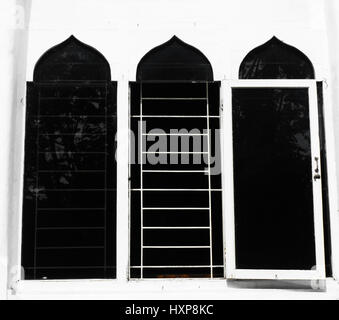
[
  {"left": 140, "top": 82, "right": 144, "bottom": 279},
  {"left": 104, "top": 84, "right": 108, "bottom": 277},
  {"left": 117, "top": 80, "right": 129, "bottom": 282},
  {"left": 33, "top": 86, "right": 41, "bottom": 279},
  {"left": 206, "top": 83, "right": 213, "bottom": 278}
]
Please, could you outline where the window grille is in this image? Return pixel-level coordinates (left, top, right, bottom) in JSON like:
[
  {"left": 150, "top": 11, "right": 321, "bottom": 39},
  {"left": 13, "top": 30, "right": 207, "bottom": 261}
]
[{"left": 130, "top": 37, "right": 223, "bottom": 279}]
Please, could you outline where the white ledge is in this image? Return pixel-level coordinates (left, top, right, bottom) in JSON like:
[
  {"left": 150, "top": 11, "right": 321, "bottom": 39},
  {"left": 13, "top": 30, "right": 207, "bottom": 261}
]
[{"left": 7, "top": 278, "right": 339, "bottom": 300}]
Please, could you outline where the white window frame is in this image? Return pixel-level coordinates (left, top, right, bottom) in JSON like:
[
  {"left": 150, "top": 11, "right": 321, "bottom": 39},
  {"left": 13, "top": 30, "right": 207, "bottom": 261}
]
[{"left": 222, "top": 79, "right": 326, "bottom": 280}]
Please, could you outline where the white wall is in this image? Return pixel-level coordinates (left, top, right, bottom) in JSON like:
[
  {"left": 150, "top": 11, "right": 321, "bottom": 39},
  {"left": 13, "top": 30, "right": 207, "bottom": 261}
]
[
  {"left": 26, "top": 0, "right": 330, "bottom": 81},
  {"left": 2, "top": 0, "right": 339, "bottom": 299}
]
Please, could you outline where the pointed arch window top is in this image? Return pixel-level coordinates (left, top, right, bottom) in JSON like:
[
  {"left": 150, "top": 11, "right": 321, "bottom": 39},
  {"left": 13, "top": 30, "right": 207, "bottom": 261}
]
[
  {"left": 136, "top": 36, "right": 214, "bottom": 81},
  {"left": 34, "top": 35, "right": 111, "bottom": 82},
  {"left": 239, "top": 36, "right": 315, "bottom": 79}
]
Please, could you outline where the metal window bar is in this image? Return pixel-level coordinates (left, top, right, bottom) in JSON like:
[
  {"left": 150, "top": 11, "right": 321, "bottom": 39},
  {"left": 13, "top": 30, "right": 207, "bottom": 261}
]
[
  {"left": 141, "top": 97, "right": 207, "bottom": 101},
  {"left": 130, "top": 265, "right": 224, "bottom": 268},
  {"left": 206, "top": 82, "right": 213, "bottom": 278},
  {"left": 140, "top": 82, "right": 144, "bottom": 278}
]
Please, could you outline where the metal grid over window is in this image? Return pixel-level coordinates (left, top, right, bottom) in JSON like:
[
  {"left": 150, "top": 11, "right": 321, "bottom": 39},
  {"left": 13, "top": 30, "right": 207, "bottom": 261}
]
[{"left": 129, "top": 82, "right": 224, "bottom": 279}]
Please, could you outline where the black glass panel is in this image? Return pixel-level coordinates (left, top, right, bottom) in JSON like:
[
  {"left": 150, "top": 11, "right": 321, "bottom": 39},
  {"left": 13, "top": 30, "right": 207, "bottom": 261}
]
[
  {"left": 143, "top": 229, "right": 210, "bottom": 246},
  {"left": 143, "top": 248, "right": 210, "bottom": 266},
  {"left": 138, "top": 100, "right": 208, "bottom": 116},
  {"left": 130, "top": 191, "right": 141, "bottom": 267},
  {"left": 142, "top": 267, "right": 211, "bottom": 279},
  {"left": 141, "top": 83, "right": 206, "bottom": 98},
  {"left": 143, "top": 209, "right": 210, "bottom": 227},
  {"left": 34, "top": 36, "right": 111, "bottom": 82},
  {"left": 232, "top": 88, "right": 316, "bottom": 270},
  {"left": 22, "top": 82, "right": 117, "bottom": 279},
  {"left": 239, "top": 37, "right": 315, "bottom": 79},
  {"left": 136, "top": 36, "right": 213, "bottom": 81},
  {"left": 143, "top": 172, "right": 208, "bottom": 189}
]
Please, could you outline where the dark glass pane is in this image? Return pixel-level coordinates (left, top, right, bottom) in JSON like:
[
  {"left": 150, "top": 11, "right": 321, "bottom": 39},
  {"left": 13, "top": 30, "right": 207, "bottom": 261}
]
[
  {"left": 37, "top": 210, "right": 105, "bottom": 228},
  {"left": 143, "top": 209, "right": 210, "bottom": 227},
  {"left": 130, "top": 191, "right": 141, "bottom": 267},
  {"left": 38, "top": 171, "right": 105, "bottom": 189},
  {"left": 143, "top": 172, "right": 208, "bottom": 189},
  {"left": 143, "top": 191, "right": 209, "bottom": 208},
  {"left": 140, "top": 100, "right": 208, "bottom": 116},
  {"left": 142, "top": 83, "right": 206, "bottom": 98},
  {"left": 130, "top": 268, "right": 141, "bottom": 278},
  {"left": 34, "top": 36, "right": 110, "bottom": 82},
  {"left": 239, "top": 37, "right": 315, "bottom": 79},
  {"left": 143, "top": 267, "right": 211, "bottom": 278},
  {"left": 143, "top": 229, "right": 210, "bottom": 246},
  {"left": 136, "top": 36, "right": 213, "bottom": 81},
  {"left": 143, "top": 162, "right": 207, "bottom": 171},
  {"left": 208, "top": 82, "right": 220, "bottom": 116},
  {"left": 32, "top": 267, "right": 115, "bottom": 280},
  {"left": 211, "top": 191, "right": 224, "bottom": 266},
  {"left": 22, "top": 82, "right": 117, "bottom": 279},
  {"left": 39, "top": 152, "right": 105, "bottom": 171},
  {"left": 39, "top": 84, "right": 107, "bottom": 98},
  {"left": 39, "top": 98, "right": 109, "bottom": 116},
  {"left": 143, "top": 248, "right": 210, "bottom": 266},
  {"left": 36, "top": 248, "right": 104, "bottom": 267},
  {"left": 232, "top": 88, "right": 316, "bottom": 270},
  {"left": 144, "top": 134, "right": 208, "bottom": 156},
  {"left": 142, "top": 117, "right": 208, "bottom": 133},
  {"left": 36, "top": 228, "right": 104, "bottom": 247}
]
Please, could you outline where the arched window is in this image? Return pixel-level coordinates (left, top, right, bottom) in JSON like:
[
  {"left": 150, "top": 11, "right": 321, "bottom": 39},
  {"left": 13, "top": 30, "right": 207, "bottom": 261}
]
[
  {"left": 239, "top": 36, "right": 315, "bottom": 79},
  {"left": 136, "top": 35, "right": 213, "bottom": 81},
  {"left": 22, "top": 36, "right": 117, "bottom": 279},
  {"left": 130, "top": 36, "right": 223, "bottom": 279},
  {"left": 225, "top": 37, "right": 328, "bottom": 280}
]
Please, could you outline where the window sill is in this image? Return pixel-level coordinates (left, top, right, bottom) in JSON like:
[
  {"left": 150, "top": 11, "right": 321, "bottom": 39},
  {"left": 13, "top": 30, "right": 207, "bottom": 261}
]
[{"left": 8, "top": 278, "right": 339, "bottom": 300}]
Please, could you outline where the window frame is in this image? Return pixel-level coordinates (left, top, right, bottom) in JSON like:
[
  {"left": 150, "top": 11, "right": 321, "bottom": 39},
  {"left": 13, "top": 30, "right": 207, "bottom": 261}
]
[
  {"left": 10, "top": 78, "right": 339, "bottom": 297},
  {"left": 223, "top": 79, "right": 326, "bottom": 280}
]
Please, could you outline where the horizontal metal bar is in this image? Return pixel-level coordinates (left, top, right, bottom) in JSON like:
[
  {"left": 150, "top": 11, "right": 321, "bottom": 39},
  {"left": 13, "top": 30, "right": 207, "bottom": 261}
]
[
  {"left": 142, "top": 246, "right": 211, "bottom": 249},
  {"left": 142, "top": 151, "right": 208, "bottom": 154},
  {"left": 39, "top": 133, "right": 106, "bottom": 136},
  {"left": 142, "top": 98, "right": 207, "bottom": 101},
  {"left": 142, "top": 133, "right": 208, "bottom": 136},
  {"left": 132, "top": 189, "right": 221, "bottom": 192},
  {"left": 37, "top": 189, "right": 116, "bottom": 192},
  {"left": 36, "top": 246, "right": 104, "bottom": 250},
  {"left": 142, "top": 227, "right": 210, "bottom": 230},
  {"left": 35, "top": 115, "right": 115, "bottom": 118},
  {"left": 37, "top": 208, "right": 105, "bottom": 211},
  {"left": 24, "top": 266, "right": 113, "bottom": 270},
  {"left": 142, "top": 170, "right": 208, "bottom": 173},
  {"left": 38, "top": 152, "right": 107, "bottom": 154},
  {"left": 132, "top": 115, "right": 219, "bottom": 118},
  {"left": 38, "top": 170, "right": 105, "bottom": 173},
  {"left": 142, "top": 207, "right": 209, "bottom": 210},
  {"left": 130, "top": 265, "right": 224, "bottom": 269},
  {"left": 36, "top": 227, "right": 105, "bottom": 231},
  {"left": 40, "top": 97, "right": 106, "bottom": 101}
]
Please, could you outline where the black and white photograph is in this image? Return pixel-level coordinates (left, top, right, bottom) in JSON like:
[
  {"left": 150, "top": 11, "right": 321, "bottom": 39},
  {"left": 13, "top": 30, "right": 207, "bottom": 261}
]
[{"left": 1, "top": 0, "right": 339, "bottom": 305}]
